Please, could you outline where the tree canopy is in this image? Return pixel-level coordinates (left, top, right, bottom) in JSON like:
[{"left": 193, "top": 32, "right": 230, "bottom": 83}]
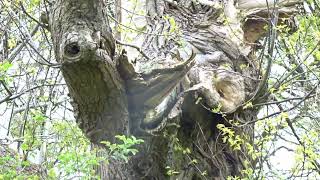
[{"left": 0, "top": 0, "right": 319, "bottom": 179}]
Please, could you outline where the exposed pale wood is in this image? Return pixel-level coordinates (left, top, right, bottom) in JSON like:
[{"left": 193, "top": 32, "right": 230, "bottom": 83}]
[
  {"left": 238, "top": 0, "right": 302, "bottom": 9},
  {"left": 49, "top": 0, "right": 302, "bottom": 179}
]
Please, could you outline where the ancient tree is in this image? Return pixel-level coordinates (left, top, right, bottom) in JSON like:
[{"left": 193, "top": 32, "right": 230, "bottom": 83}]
[{"left": 48, "top": 0, "right": 301, "bottom": 179}]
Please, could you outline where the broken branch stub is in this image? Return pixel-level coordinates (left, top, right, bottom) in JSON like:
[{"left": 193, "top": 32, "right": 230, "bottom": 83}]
[{"left": 186, "top": 52, "right": 246, "bottom": 114}]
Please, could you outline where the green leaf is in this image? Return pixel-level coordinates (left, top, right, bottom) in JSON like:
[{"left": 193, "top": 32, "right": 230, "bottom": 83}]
[
  {"left": 21, "top": 143, "right": 29, "bottom": 151},
  {"left": 243, "top": 102, "right": 253, "bottom": 109},
  {"left": 0, "top": 61, "right": 12, "bottom": 72},
  {"left": 48, "top": 168, "right": 56, "bottom": 178}
]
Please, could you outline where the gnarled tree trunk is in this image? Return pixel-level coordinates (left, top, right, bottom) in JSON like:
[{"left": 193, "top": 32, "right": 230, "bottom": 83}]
[{"left": 49, "top": 0, "right": 300, "bottom": 179}]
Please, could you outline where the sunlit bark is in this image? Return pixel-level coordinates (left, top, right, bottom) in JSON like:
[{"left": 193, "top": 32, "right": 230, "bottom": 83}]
[{"left": 49, "top": 0, "right": 301, "bottom": 178}]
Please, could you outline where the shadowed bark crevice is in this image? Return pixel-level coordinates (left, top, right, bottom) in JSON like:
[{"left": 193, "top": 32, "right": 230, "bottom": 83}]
[{"left": 48, "top": 0, "right": 301, "bottom": 179}]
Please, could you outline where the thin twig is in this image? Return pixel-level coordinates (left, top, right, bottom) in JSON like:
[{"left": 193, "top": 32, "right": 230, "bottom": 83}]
[
  {"left": 115, "top": 39, "right": 151, "bottom": 60},
  {"left": 18, "top": 2, "right": 49, "bottom": 29},
  {"left": 240, "top": 81, "right": 319, "bottom": 126}
]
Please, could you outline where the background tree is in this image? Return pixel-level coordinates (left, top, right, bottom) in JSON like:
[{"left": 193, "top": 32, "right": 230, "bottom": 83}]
[{"left": 0, "top": 0, "right": 319, "bottom": 179}]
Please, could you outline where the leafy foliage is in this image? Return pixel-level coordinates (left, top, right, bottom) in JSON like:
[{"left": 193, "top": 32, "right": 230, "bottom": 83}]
[
  {"left": 0, "top": 0, "right": 320, "bottom": 179},
  {"left": 101, "top": 135, "right": 144, "bottom": 163}
]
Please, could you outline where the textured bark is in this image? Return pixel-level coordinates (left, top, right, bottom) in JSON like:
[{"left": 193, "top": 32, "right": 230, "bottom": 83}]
[
  {"left": 50, "top": 0, "right": 129, "bottom": 144},
  {"left": 124, "top": 1, "right": 258, "bottom": 179},
  {"left": 49, "top": 0, "right": 300, "bottom": 179}
]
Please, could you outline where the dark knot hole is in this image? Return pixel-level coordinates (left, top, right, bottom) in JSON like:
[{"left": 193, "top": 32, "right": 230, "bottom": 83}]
[{"left": 64, "top": 42, "right": 80, "bottom": 57}]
